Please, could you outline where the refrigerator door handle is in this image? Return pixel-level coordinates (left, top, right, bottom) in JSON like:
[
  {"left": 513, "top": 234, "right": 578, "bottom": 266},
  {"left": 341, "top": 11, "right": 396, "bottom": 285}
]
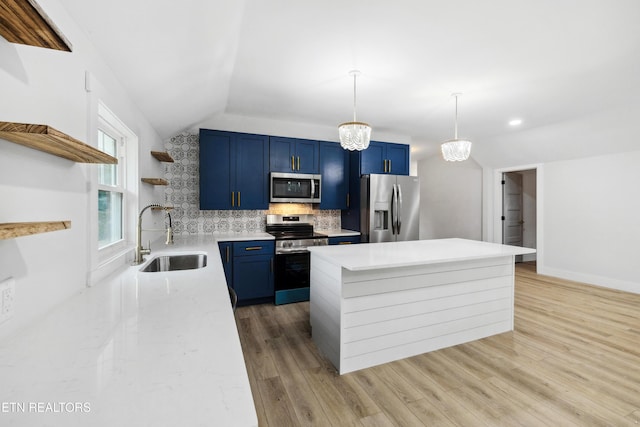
[
  {"left": 391, "top": 184, "right": 398, "bottom": 234},
  {"left": 397, "top": 184, "right": 402, "bottom": 234}
]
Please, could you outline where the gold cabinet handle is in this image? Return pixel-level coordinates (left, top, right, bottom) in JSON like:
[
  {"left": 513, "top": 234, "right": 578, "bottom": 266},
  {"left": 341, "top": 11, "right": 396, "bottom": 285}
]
[
  {"left": 231, "top": 191, "right": 235, "bottom": 207},
  {"left": 226, "top": 246, "right": 230, "bottom": 262},
  {"left": 383, "top": 159, "right": 388, "bottom": 173},
  {"left": 388, "top": 159, "right": 391, "bottom": 173},
  {"left": 346, "top": 193, "right": 350, "bottom": 208},
  {"left": 297, "top": 156, "right": 300, "bottom": 170},
  {"left": 291, "top": 155, "right": 295, "bottom": 171},
  {"left": 238, "top": 191, "right": 240, "bottom": 207},
  {"left": 244, "top": 246, "right": 263, "bottom": 251},
  {"left": 338, "top": 241, "right": 352, "bottom": 245}
]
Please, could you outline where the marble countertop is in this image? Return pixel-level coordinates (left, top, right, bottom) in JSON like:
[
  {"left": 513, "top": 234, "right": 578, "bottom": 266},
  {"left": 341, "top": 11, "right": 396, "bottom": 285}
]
[
  {"left": 212, "top": 232, "right": 274, "bottom": 241},
  {"left": 308, "top": 238, "right": 536, "bottom": 271},
  {"left": 0, "top": 234, "right": 263, "bottom": 426},
  {"left": 315, "top": 229, "right": 360, "bottom": 237}
]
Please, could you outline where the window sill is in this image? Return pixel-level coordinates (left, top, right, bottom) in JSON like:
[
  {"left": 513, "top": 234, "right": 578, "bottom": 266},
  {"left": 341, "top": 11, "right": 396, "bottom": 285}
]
[{"left": 89, "top": 244, "right": 134, "bottom": 286}]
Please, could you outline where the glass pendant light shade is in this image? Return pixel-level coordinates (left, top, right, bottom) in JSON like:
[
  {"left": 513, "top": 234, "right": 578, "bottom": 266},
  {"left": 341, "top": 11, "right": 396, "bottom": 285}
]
[
  {"left": 441, "top": 93, "right": 472, "bottom": 161},
  {"left": 441, "top": 138, "right": 472, "bottom": 161},
  {"left": 339, "top": 121, "right": 371, "bottom": 151},
  {"left": 339, "top": 71, "right": 371, "bottom": 151}
]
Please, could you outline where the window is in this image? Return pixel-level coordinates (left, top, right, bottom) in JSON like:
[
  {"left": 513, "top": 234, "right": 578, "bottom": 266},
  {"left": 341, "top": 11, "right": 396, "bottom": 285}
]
[
  {"left": 98, "top": 128, "right": 124, "bottom": 248},
  {"left": 88, "top": 99, "right": 138, "bottom": 285},
  {"left": 94, "top": 102, "right": 138, "bottom": 267}
]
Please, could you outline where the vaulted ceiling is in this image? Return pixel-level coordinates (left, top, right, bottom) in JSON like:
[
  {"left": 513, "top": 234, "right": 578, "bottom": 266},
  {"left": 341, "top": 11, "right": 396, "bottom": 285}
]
[{"left": 57, "top": 0, "right": 640, "bottom": 165}]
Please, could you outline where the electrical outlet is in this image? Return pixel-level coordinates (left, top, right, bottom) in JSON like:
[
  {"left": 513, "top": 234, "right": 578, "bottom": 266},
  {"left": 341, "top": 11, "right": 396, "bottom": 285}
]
[{"left": 0, "top": 277, "right": 15, "bottom": 324}]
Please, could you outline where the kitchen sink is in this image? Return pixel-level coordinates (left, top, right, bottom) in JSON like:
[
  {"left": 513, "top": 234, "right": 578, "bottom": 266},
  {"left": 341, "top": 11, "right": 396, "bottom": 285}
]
[{"left": 140, "top": 254, "right": 207, "bottom": 272}]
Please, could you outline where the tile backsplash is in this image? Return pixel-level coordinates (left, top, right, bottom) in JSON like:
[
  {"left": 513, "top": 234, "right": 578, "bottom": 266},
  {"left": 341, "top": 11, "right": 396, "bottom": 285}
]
[{"left": 164, "top": 133, "right": 341, "bottom": 235}]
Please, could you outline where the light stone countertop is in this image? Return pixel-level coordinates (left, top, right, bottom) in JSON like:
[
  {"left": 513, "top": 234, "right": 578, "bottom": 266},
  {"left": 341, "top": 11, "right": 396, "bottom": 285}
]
[
  {"left": 308, "top": 238, "right": 536, "bottom": 271},
  {"left": 212, "top": 232, "right": 275, "bottom": 242},
  {"left": 315, "top": 229, "right": 360, "bottom": 238},
  {"left": 0, "top": 234, "right": 267, "bottom": 427}
]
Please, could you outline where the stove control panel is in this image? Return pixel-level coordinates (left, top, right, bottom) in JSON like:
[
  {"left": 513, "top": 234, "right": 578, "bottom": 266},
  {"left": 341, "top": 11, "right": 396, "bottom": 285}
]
[{"left": 275, "top": 237, "right": 328, "bottom": 254}]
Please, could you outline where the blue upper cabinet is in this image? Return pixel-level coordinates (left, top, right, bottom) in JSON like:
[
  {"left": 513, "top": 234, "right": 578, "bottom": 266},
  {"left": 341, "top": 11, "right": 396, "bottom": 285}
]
[
  {"left": 360, "top": 141, "right": 386, "bottom": 174},
  {"left": 199, "top": 129, "right": 269, "bottom": 210},
  {"left": 359, "top": 141, "right": 410, "bottom": 175},
  {"left": 199, "top": 130, "right": 232, "bottom": 210},
  {"left": 385, "top": 142, "right": 410, "bottom": 175},
  {"left": 319, "top": 141, "right": 349, "bottom": 210},
  {"left": 270, "top": 136, "right": 319, "bottom": 173},
  {"left": 234, "top": 134, "right": 270, "bottom": 209}
]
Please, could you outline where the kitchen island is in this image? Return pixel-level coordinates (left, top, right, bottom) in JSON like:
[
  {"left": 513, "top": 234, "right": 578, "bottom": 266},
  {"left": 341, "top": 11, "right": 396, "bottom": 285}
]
[{"left": 308, "top": 238, "right": 536, "bottom": 374}]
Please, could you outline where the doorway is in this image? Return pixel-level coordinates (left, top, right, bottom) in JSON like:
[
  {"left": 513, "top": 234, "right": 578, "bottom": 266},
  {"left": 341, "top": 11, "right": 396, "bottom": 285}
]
[
  {"left": 502, "top": 170, "right": 537, "bottom": 262},
  {"left": 488, "top": 164, "right": 542, "bottom": 272}
]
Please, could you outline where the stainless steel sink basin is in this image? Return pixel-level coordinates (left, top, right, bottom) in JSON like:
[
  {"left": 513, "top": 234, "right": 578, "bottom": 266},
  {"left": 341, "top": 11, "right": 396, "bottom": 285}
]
[{"left": 140, "top": 254, "right": 207, "bottom": 272}]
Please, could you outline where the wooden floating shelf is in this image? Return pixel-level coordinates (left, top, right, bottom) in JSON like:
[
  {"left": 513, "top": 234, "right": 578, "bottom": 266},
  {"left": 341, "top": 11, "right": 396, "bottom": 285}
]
[
  {"left": 0, "top": 0, "right": 72, "bottom": 51},
  {"left": 151, "top": 151, "right": 174, "bottom": 162},
  {"left": 141, "top": 178, "right": 168, "bottom": 185},
  {"left": 0, "top": 121, "right": 117, "bottom": 164},
  {"left": 0, "top": 221, "right": 71, "bottom": 240}
]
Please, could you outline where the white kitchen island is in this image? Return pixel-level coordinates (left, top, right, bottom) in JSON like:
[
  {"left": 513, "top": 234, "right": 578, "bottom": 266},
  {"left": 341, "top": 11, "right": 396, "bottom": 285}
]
[{"left": 308, "top": 238, "right": 536, "bottom": 374}]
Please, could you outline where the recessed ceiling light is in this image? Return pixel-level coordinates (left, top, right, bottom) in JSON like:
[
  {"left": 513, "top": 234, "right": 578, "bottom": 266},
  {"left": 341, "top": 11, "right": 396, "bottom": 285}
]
[{"left": 509, "top": 119, "right": 523, "bottom": 126}]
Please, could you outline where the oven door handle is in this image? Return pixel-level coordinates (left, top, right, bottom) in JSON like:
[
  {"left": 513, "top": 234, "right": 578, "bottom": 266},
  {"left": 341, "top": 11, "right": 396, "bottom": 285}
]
[{"left": 276, "top": 249, "right": 310, "bottom": 255}]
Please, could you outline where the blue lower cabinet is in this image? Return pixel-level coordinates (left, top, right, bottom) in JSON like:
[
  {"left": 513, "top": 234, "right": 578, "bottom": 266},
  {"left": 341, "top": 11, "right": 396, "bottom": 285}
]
[
  {"left": 328, "top": 236, "right": 361, "bottom": 245},
  {"left": 233, "top": 255, "right": 274, "bottom": 305},
  {"left": 218, "top": 242, "right": 233, "bottom": 286},
  {"left": 231, "top": 240, "right": 275, "bottom": 306}
]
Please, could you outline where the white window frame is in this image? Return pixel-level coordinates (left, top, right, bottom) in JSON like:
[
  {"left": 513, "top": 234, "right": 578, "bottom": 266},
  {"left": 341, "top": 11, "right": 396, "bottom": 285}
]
[
  {"left": 97, "top": 123, "right": 126, "bottom": 250},
  {"left": 89, "top": 101, "right": 138, "bottom": 285}
]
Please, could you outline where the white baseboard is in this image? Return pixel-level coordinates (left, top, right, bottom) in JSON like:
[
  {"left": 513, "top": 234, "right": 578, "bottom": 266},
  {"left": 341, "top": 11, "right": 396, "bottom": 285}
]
[{"left": 538, "top": 266, "right": 639, "bottom": 295}]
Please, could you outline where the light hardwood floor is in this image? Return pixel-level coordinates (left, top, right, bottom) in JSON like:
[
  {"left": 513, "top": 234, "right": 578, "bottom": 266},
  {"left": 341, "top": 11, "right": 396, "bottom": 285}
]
[{"left": 234, "top": 264, "right": 640, "bottom": 426}]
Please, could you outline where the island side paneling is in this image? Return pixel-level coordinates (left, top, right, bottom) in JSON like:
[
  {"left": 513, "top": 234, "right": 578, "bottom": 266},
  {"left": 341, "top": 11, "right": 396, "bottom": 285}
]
[
  {"left": 309, "top": 256, "right": 344, "bottom": 369},
  {"left": 310, "top": 255, "right": 516, "bottom": 374}
]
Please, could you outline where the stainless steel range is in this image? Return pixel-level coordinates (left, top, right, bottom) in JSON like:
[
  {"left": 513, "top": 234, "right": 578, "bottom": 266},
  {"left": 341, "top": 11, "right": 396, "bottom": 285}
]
[{"left": 266, "top": 214, "right": 327, "bottom": 305}]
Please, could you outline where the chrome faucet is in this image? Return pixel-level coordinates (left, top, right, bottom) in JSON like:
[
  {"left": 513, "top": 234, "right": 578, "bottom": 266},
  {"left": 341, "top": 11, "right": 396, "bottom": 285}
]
[{"left": 134, "top": 203, "right": 164, "bottom": 265}]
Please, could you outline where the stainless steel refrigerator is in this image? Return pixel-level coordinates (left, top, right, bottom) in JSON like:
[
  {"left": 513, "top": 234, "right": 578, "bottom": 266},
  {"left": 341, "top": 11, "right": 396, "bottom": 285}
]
[{"left": 360, "top": 174, "right": 420, "bottom": 243}]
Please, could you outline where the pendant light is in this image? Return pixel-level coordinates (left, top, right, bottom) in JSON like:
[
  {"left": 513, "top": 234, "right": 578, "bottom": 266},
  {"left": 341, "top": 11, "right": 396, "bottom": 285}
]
[
  {"left": 441, "top": 93, "right": 472, "bottom": 161},
  {"left": 338, "top": 70, "right": 371, "bottom": 151}
]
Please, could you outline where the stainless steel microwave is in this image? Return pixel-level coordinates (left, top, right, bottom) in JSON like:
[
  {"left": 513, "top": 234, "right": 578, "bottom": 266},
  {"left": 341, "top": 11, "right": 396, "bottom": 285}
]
[{"left": 270, "top": 172, "right": 321, "bottom": 203}]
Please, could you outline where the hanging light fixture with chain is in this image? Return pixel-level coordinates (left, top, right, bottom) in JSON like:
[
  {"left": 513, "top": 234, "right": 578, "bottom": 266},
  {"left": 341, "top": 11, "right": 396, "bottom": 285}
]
[
  {"left": 338, "top": 70, "right": 371, "bottom": 151},
  {"left": 441, "top": 93, "right": 472, "bottom": 161}
]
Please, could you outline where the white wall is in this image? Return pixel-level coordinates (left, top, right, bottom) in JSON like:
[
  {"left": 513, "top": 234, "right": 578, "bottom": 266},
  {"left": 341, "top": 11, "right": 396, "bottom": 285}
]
[
  {"left": 196, "top": 112, "right": 413, "bottom": 147},
  {"left": 417, "top": 155, "right": 483, "bottom": 240},
  {"left": 0, "top": 0, "right": 163, "bottom": 339},
  {"left": 482, "top": 150, "right": 640, "bottom": 293},
  {"left": 540, "top": 150, "right": 640, "bottom": 293}
]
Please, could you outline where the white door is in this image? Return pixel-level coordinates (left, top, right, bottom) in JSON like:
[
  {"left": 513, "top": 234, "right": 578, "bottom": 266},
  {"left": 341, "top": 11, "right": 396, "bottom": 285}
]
[{"left": 502, "top": 172, "right": 524, "bottom": 260}]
